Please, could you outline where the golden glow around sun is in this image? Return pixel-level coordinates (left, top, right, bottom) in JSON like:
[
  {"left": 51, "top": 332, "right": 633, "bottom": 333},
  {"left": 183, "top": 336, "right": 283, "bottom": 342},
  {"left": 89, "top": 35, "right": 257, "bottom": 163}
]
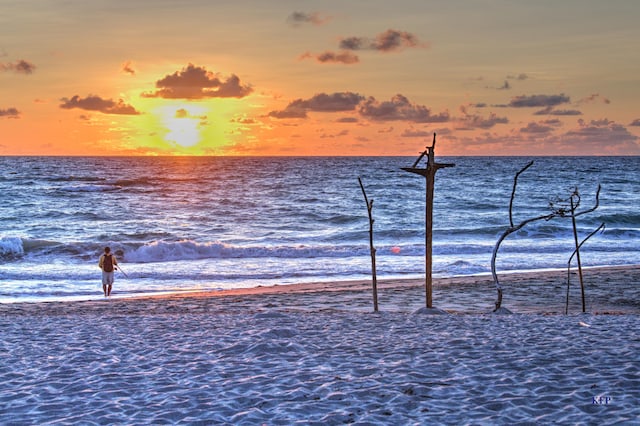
[{"left": 126, "top": 95, "right": 252, "bottom": 155}]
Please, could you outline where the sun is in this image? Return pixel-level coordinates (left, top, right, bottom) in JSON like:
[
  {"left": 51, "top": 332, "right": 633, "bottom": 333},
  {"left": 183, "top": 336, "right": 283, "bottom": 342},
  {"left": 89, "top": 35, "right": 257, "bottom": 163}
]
[{"left": 159, "top": 104, "right": 207, "bottom": 147}]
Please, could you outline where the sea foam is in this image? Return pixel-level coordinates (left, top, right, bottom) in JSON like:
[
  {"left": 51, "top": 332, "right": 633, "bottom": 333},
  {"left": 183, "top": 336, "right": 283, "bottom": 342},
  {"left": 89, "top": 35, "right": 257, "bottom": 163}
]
[{"left": 0, "top": 237, "right": 24, "bottom": 257}]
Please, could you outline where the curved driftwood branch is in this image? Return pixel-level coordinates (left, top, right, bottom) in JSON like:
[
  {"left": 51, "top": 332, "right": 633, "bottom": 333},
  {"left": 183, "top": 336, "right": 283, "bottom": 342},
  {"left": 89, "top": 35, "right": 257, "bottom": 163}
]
[
  {"left": 491, "top": 211, "right": 557, "bottom": 311},
  {"left": 492, "top": 161, "right": 563, "bottom": 312},
  {"left": 574, "top": 184, "right": 601, "bottom": 218},
  {"left": 509, "top": 160, "right": 534, "bottom": 227}
]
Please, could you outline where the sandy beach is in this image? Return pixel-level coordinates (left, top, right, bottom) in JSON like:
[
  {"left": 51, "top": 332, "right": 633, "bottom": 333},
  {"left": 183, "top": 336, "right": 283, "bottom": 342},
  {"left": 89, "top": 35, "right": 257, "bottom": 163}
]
[{"left": 1, "top": 266, "right": 638, "bottom": 424}]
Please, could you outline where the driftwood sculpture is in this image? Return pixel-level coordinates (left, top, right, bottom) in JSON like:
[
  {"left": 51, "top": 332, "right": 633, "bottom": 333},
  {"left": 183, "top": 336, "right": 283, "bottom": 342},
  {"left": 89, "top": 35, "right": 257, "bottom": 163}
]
[
  {"left": 358, "top": 177, "right": 378, "bottom": 312},
  {"left": 491, "top": 161, "right": 602, "bottom": 312},
  {"left": 402, "top": 134, "right": 454, "bottom": 309}
]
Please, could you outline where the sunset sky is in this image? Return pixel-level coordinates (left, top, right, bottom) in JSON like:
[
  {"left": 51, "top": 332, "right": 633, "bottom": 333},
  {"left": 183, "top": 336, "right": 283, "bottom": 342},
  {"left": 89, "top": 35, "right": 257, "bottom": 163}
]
[{"left": 1, "top": 0, "right": 639, "bottom": 156}]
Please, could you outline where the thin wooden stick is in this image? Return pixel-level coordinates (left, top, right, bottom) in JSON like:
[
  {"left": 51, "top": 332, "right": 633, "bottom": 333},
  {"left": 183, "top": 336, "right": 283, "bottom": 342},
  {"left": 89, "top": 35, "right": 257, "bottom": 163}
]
[
  {"left": 565, "top": 222, "right": 605, "bottom": 314},
  {"left": 358, "top": 177, "right": 378, "bottom": 312}
]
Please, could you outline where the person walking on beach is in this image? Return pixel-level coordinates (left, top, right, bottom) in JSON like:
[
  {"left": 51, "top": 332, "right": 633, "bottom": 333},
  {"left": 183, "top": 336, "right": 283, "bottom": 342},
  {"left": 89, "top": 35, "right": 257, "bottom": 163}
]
[{"left": 98, "top": 246, "right": 118, "bottom": 297}]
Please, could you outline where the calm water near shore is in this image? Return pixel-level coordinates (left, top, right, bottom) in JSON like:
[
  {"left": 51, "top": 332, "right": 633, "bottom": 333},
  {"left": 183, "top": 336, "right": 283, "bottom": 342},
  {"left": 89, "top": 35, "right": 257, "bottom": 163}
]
[{"left": 1, "top": 156, "right": 638, "bottom": 302}]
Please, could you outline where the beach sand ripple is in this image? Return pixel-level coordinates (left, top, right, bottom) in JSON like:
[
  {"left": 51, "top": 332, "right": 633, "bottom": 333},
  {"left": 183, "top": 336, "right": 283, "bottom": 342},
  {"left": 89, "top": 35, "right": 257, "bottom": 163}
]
[{"left": 1, "top": 267, "right": 639, "bottom": 424}]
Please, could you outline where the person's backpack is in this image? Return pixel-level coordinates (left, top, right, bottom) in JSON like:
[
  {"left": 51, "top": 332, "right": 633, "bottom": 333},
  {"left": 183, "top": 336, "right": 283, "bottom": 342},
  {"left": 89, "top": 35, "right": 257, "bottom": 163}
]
[{"left": 103, "top": 254, "right": 114, "bottom": 272}]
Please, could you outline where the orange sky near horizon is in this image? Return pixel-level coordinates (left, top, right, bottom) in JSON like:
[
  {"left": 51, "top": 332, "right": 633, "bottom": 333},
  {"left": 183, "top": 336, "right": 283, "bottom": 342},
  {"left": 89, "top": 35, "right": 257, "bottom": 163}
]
[{"left": 1, "top": 0, "right": 639, "bottom": 156}]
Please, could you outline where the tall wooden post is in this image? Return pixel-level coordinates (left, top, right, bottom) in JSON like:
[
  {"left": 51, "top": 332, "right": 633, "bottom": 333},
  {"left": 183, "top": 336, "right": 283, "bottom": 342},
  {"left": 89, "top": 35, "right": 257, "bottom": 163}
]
[{"left": 402, "top": 133, "right": 454, "bottom": 308}]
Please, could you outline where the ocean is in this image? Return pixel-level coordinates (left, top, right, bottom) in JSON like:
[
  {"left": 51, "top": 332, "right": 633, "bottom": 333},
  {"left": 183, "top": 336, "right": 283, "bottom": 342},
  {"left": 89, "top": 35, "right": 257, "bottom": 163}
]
[{"left": 0, "top": 156, "right": 638, "bottom": 303}]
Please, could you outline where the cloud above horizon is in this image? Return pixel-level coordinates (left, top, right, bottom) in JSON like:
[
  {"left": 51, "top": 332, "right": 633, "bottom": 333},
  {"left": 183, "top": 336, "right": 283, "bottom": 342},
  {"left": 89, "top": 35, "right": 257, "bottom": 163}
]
[
  {"left": 269, "top": 92, "right": 449, "bottom": 124},
  {"left": 579, "top": 93, "right": 611, "bottom": 104},
  {"left": 0, "top": 107, "right": 20, "bottom": 118},
  {"left": 142, "top": 64, "right": 253, "bottom": 99},
  {"left": 287, "top": 11, "right": 331, "bottom": 27},
  {"left": 401, "top": 127, "right": 432, "bottom": 137},
  {"left": 339, "top": 29, "right": 428, "bottom": 53},
  {"left": 358, "top": 94, "right": 449, "bottom": 123},
  {"left": 269, "top": 92, "right": 365, "bottom": 119},
  {"left": 121, "top": 61, "right": 136, "bottom": 75},
  {"left": 1, "top": 59, "right": 36, "bottom": 74},
  {"left": 508, "top": 94, "right": 570, "bottom": 108},
  {"left": 299, "top": 28, "right": 426, "bottom": 66},
  {"left": 458, "top": 112, "right": 509, "bottom": 129},
  {"left": 299, "top": 51, "right": 359, "bottom": 64},
  {"left": 59, "top": 95, "right": 141, "bottom": 115},
  {"left": 520, "top": 122, "right": 555, "bottom": 134},
  {"left": 560, "top": 118, "right": 638, "bottom": 150},
  {"left": 534, "top": 106, "right": 582, "bottom": 116},
  {"left": 507, "top": 73, "right": 529, "bottom": 81},
  {"left": 454, "top": 118, "right": 638, "bottom": 154}
]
